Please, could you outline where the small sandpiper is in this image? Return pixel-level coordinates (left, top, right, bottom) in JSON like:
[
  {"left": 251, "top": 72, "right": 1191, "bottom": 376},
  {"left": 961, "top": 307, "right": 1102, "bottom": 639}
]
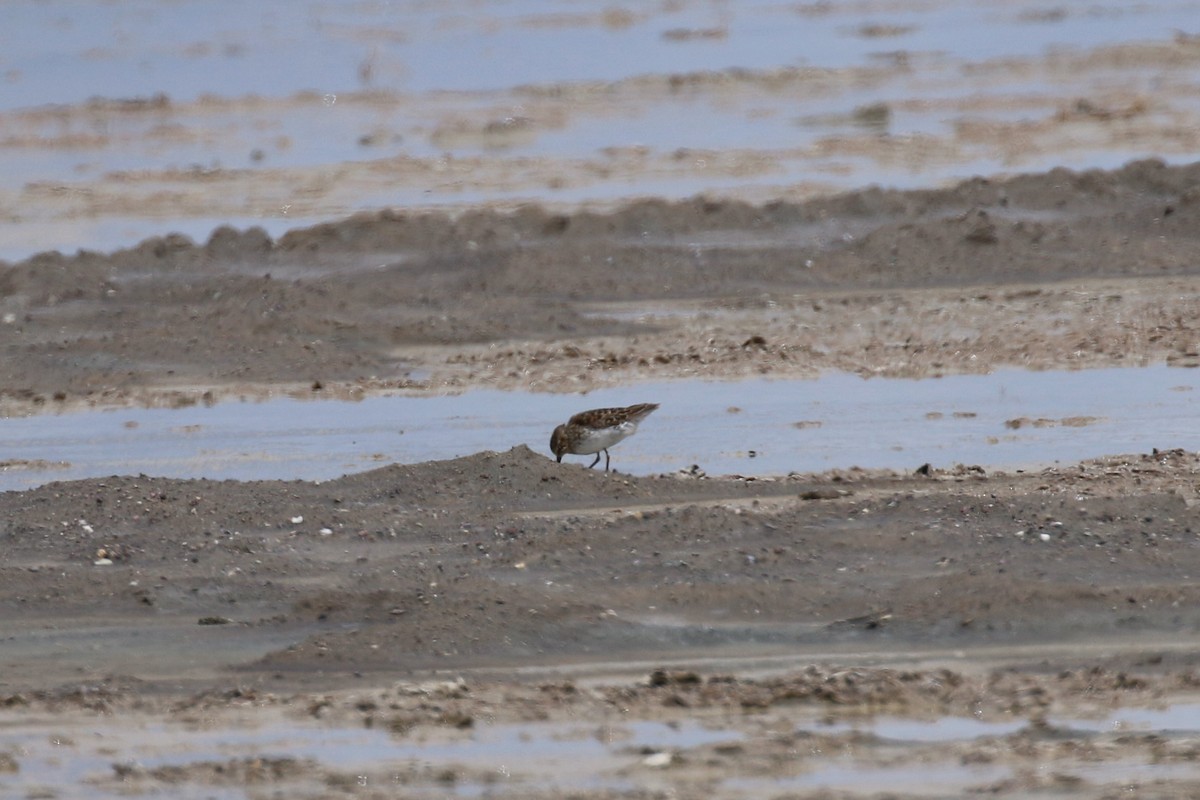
[{"left": 549, "top": 402, "right": 659, "bottom": 471}]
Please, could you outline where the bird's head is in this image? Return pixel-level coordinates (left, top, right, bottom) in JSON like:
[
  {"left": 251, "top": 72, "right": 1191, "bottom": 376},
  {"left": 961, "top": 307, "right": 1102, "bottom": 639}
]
[{"left": 549, "top": 425, "right": 567, "bottom": 462}]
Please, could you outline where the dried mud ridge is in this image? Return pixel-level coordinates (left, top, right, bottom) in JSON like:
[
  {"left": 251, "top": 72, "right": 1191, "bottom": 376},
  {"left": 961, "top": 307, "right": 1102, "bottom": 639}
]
[{"left": 3, "top": 158, "right": 1200, "bottom": 413}]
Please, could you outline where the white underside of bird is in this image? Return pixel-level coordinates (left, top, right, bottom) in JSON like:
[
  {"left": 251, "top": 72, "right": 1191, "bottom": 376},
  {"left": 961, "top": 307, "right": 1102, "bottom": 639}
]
[{"left": 569, "top": 420, "right": 640, "bottom": 454}]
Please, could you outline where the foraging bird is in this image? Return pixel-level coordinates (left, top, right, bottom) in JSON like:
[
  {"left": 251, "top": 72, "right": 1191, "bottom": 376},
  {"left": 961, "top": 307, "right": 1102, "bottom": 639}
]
[{"left": 549, "top": 403, "right": 659, "bottom": 471}]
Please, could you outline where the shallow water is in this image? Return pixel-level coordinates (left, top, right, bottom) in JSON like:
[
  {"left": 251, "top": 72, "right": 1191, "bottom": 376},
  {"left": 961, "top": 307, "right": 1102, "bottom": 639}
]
[
  {"left": 828, "top": 700, "right": 1200, "bottom": 742},
  {"left": 4, "top": 703, "right": 1199, "bottom": 799},
  {"left": 0, "top": 365, "right": 1196, "bottom": 491},
  {"left": 5, "top": 1, "right": 1197, "bottom": 109},
  {"left": 0, "top": 716, "right": 735, "bottom": 799},
  {"left": 5, "top": 0, "right": 1200, "bottom": 259}
]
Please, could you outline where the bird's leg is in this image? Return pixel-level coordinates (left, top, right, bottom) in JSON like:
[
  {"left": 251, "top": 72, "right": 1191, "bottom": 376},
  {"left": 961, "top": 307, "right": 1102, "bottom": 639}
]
[
  {"left": 604, "top": 449, "right": 611, "bottom": 472},
  {"left": 588, "top": 452, "right": 601, "bottom": 469}
]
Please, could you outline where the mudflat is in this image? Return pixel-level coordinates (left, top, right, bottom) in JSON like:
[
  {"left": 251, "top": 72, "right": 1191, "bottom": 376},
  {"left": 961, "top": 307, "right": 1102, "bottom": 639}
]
[
  {"left": 3, "top": 158, "right": 1200, "bottom": 412},
  {"left": 4, "top": 161, "right": 1200, "bottom": 797}
]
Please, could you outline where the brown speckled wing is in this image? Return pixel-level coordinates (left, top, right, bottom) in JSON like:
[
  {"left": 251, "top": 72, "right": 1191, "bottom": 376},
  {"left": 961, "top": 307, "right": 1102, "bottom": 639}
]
[{"left": 567, "top": 403, "right": 659, "bottom": 430}]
